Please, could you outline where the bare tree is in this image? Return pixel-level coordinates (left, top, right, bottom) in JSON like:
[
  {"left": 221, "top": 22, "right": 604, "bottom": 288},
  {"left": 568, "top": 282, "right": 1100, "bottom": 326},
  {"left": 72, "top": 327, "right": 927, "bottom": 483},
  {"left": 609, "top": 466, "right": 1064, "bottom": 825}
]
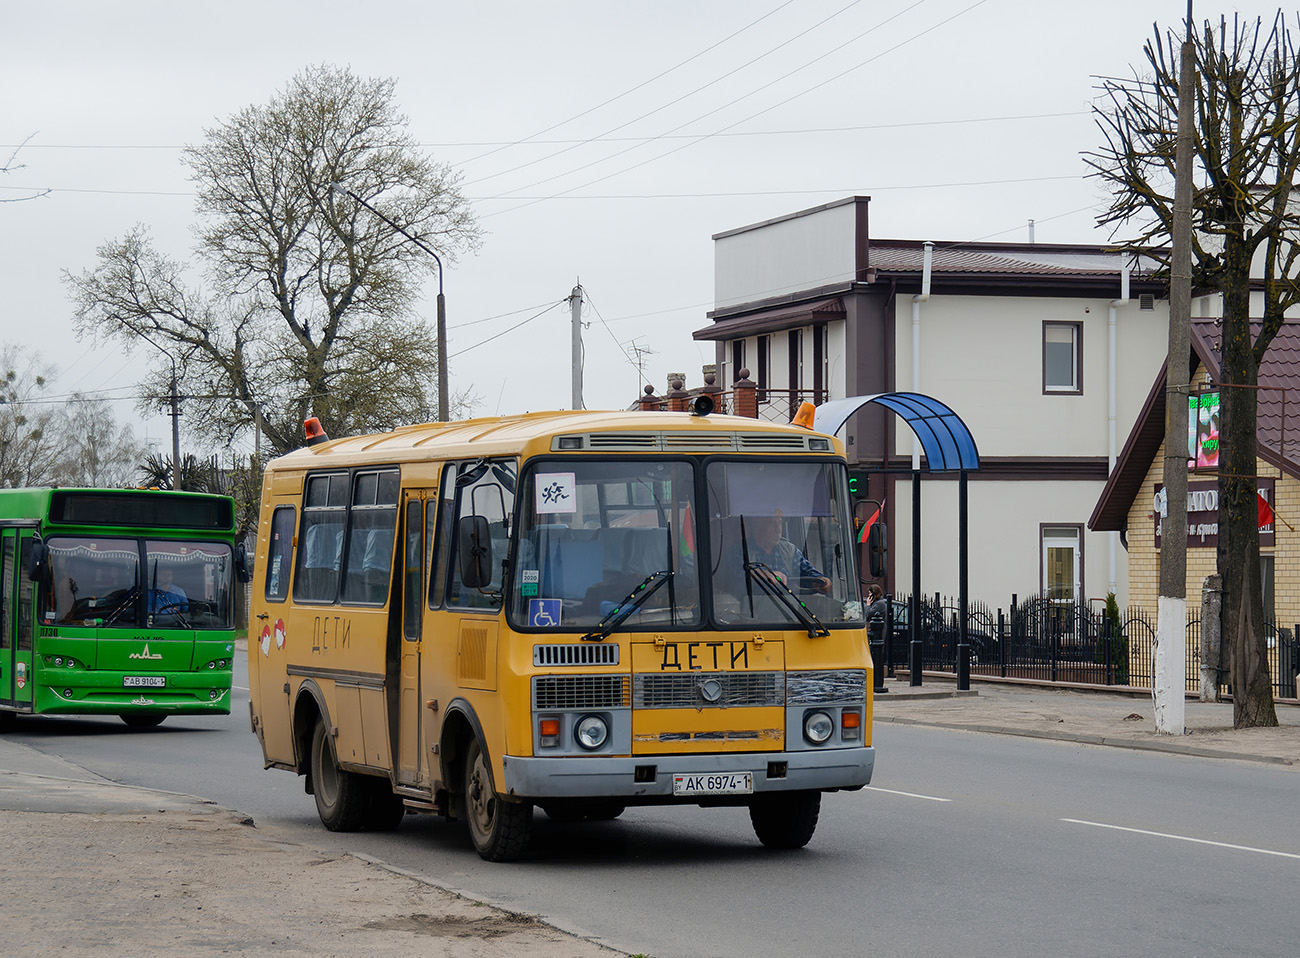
[
  {"left": 65, "top": 65, "right": 481, "bottom": 456},
  {"left": 1088, "top": 13, "right": 1300, "bottom": 727},
  {"left": 56, "top": 395, "right": 148, "bottom": 488},
  {"left": 1, "top": 134, "right": 51, "bottom": 202}
]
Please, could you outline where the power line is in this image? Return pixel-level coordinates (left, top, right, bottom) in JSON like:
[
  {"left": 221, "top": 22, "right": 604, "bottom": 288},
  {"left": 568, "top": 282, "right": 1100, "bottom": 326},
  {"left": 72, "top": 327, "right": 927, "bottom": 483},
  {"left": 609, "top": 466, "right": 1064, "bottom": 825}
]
[
  {"left": 0, "top": 110, "right": 1089, "bottom": 153},
  {"left": 484, "top": 0, "right": 930, "bottom": 202},
  {"left": 457, "top": 0, "right": 800, "bottom": 170},
  {"left": 446, "top": 302, "right": 564, "bottom": 359},
  {"left": 465, "top": 0, "right": 870, "bottom": 188},
  {"left": 482, "top": 0, "right": 994, "bottom": 219}
]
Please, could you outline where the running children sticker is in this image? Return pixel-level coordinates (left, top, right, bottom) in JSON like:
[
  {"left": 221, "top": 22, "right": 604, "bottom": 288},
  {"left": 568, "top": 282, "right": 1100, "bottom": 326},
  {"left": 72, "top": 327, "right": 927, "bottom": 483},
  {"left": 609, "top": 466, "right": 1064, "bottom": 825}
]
[{"left": 535, "top": 473, "right": 577, "bottom": 514}]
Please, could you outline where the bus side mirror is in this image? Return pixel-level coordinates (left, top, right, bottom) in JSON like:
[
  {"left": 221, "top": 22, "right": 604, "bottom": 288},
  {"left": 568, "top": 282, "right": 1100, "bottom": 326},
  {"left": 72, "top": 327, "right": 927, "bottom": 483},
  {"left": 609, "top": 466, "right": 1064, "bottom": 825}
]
[
  {"left": 23, "top": 541, "right": 47, "bottom": 582},
  {"left": 457, "top": 516, "right": 492, "bottom": 588},
  {"left": 234, "top": 542, "right": 253, "bottom": 584},
  {"left": 867, "top": 522, "right": 887, "bottom": 578}
]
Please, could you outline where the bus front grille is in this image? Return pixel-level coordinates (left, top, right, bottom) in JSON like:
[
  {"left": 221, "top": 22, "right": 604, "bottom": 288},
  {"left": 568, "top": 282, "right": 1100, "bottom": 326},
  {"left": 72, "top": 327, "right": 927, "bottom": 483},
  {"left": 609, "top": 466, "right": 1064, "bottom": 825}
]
[
  {"left": 633, "top": 671, "right": 784, "bottom": 709},
  {"left": 533, "top": 675, "right": 630, "bottom": 710}
]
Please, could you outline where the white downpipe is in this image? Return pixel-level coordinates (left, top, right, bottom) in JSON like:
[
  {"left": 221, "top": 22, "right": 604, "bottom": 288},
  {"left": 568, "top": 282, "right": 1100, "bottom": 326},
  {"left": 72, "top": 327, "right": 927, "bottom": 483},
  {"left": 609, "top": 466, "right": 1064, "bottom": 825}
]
[
  {"left": 1105, "top": 262, "right": 1130, "bottom": 596},
  {"left": 911, "top": 242, "right": 933, "bottom": 470}
]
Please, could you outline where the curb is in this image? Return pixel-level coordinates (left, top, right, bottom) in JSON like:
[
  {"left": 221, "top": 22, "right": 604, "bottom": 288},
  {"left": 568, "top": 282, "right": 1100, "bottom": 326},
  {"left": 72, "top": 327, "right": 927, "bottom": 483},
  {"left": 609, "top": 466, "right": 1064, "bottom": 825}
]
[{"left": 875, "top": 715, "right": 1297, "bottom": 766}]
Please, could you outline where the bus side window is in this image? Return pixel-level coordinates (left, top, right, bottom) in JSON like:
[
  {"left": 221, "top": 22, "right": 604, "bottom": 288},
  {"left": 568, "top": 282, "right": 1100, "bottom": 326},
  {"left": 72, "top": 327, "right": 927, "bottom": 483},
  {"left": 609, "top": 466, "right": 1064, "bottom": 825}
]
[
  {"left": 340, "top": 469, "right": 399, "bottom": 606},
  {"left": 294, "top": 473, "right": 347, "bottom": 603},
  {"left": 264, "top": 506, "right": 295, "bottom": 602}
]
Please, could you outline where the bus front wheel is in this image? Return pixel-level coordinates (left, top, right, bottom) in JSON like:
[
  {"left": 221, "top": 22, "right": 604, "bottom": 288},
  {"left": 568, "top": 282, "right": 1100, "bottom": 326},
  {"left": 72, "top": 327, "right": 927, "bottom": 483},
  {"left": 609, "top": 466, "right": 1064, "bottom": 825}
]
[
  {"left": 749, "top": 790, "right": 821, "bottom": 849},
  {"left": 463, "top": 737, "right": 532, "bottom": 862},
  {"left": 120, "top": 714, "right": 166, "bottom": 728},
  {"left": 310, "top": 719, "right": 369, "bottom": 831}
]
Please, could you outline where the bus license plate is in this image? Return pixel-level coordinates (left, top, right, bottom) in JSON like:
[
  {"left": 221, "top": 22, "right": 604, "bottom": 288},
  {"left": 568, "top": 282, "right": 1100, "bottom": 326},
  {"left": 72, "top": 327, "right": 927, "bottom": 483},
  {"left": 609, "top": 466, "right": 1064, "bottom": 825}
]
[
  {"left": 672, "top": 772, "right": 753, "bottom": 797},
  {"left": 123, "top": 676, "right": 166, "bottom": 688}
]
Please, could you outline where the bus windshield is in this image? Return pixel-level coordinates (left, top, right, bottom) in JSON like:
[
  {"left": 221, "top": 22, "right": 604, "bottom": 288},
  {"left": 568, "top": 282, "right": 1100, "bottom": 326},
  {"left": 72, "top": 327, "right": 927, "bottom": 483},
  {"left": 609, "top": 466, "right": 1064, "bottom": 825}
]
[
  {"left": 509, "top": 459, "right": 701, "bottom": 630},
  {"left": 706, "top": 460, "right": 863, "bottom": 629},
  {"left": 43, "top": 537, "right": 234, "bottom": 630}
]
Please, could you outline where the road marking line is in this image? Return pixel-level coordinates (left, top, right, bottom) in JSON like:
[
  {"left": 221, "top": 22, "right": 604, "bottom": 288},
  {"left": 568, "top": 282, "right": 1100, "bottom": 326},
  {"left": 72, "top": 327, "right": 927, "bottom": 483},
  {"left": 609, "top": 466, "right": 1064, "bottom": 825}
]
[
  {"left": 1062, "top": 818, "right": 1300, "bottom": 860},
  {"left": 234, "top": 686, "right": 250, "bottom": 692},
  {"left": 865, "top": 786, "right": 952, "bottom": 802}
]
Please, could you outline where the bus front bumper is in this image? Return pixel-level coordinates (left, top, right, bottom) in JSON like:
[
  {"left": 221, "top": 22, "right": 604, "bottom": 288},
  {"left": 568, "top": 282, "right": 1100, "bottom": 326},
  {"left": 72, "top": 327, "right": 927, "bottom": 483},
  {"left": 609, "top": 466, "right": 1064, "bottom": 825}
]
[{"left": 501, "top": 746, "right": 873, "bottom": 800}]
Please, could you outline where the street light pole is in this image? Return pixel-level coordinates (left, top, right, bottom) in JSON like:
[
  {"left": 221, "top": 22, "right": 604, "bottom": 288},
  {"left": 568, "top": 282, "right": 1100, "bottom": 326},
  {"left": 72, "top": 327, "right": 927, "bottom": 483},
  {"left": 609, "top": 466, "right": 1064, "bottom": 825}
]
[{"left": 331, "top": 183, "right": 449, "bottom": 422}]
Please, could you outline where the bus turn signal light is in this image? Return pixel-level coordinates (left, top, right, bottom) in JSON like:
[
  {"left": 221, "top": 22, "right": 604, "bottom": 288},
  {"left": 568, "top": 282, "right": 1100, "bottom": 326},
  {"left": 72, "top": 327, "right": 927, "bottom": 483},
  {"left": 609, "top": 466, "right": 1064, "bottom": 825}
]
[{"left": 539, "top": 718, "right": 560, "bottom": 748}]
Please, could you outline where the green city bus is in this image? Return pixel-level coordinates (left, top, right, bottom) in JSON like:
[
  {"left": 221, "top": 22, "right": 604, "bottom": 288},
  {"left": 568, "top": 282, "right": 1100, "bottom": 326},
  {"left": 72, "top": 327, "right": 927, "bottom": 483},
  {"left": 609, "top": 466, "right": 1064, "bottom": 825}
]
[{"left": 0, "top": 488, "right": 242, "bottom": 727}]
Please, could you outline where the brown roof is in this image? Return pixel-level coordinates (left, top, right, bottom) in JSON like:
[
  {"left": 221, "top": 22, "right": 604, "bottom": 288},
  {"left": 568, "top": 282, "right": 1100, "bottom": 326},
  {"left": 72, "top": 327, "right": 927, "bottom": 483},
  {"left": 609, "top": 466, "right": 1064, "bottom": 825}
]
[
  {"left": 866, "top": 241, "right": 1162, "bottom": 278},
  {"left": 1088, "top": 318, "right": 1300, "bottom": 532},
  {"left": 695, "top": 296, "right": 844, "bottom": 342}
]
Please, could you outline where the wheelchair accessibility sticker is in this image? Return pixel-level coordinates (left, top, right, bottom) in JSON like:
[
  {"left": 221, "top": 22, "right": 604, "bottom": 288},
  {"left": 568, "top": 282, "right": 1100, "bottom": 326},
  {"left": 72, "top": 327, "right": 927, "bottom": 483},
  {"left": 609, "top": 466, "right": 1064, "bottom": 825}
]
[{"left": 529, "top": 598, "right": 562, "bottom": 627}]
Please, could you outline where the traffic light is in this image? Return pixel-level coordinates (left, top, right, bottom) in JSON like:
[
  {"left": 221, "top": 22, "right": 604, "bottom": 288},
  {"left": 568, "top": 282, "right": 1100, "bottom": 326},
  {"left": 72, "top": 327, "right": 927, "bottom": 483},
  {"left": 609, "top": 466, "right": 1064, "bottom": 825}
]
[
  {"left": 847, "top": 469, "right": 871, "bottom": 498},
  {"left": 867, "top": 520, "right": 887, "bottom": 578}
]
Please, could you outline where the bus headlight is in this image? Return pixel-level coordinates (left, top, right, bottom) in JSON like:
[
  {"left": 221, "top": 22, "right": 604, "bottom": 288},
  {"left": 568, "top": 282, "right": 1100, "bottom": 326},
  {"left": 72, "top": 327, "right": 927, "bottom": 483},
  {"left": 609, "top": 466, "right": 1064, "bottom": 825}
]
[
  {"left": 574, "top": 714, "right": 609, "bottom": 751},
  {"left": 803, "top": 710, "right": 835, "bottom": 745}
]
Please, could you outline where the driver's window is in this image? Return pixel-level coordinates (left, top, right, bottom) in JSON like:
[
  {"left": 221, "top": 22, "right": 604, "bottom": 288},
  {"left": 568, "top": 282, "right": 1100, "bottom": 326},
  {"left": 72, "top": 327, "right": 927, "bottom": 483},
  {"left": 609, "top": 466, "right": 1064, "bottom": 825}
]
[{"left": 446, "top": 462, "right": 514, "bottom": 609}]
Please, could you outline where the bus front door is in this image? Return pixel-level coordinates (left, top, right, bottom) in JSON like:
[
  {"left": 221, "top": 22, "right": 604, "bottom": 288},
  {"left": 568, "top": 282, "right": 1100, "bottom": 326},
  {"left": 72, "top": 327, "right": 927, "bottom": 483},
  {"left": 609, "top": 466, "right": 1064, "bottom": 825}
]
[
  {"left": 0, "top": 530, "right": 35, "bottom": 712},
  {"left": 396, "top": 493, "right": 427, "bottom": 786}
]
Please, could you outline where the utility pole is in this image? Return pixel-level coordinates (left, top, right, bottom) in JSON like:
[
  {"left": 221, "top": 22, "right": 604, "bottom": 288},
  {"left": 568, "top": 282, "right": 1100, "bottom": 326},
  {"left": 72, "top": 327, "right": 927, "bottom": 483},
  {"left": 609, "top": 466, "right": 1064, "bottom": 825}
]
[
  {"left": 1155, "top": 1, "right": 1195, "bottom": 735},
  {"left": 570, "top": 283, "right": 584, "bottom": 410}
]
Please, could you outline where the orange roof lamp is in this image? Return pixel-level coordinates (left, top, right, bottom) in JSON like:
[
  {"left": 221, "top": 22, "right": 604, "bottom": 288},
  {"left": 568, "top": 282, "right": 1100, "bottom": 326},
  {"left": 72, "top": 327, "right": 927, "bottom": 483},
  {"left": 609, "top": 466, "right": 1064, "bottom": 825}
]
[
  {"left": 304, "top": 417, "right": 330, "bottom": 447},
  {"left": 791, "top": 401, "right": 817, "bottom": 430}
]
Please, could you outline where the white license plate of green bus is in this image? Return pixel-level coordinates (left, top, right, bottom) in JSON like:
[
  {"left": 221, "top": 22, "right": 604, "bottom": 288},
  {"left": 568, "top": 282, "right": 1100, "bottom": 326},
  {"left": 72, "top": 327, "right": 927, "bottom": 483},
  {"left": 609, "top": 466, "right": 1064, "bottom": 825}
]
[
  {"left": 123, "top": 676, "right": 166, "bottom": 688},
  {"left": 672, "top": 772, "right": 753, "bottom": 796}
]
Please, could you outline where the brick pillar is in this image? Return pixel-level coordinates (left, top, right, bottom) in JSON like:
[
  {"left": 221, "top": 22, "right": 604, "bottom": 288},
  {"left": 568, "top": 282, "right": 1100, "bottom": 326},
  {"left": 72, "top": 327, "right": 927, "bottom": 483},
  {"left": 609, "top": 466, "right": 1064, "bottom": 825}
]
[
  {"left": 636, "top": 384, "right": 660, "bottom": 412},
  {"left": 732, "top": 368, "right": 757, "bottom": 419},
  {"left": 666, "top": 377, "right": 689, "bottom": 412}
]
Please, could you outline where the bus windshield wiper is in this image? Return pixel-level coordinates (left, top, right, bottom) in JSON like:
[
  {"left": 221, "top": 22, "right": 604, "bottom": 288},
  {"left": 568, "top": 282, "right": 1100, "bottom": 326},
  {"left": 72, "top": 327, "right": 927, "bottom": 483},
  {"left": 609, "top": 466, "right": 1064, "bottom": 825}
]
[
  {"left": 745, "top": 562, "right": 829, "bottom": 638},
  {"left": 581, "top": 570, "right": 672, "bottom": 642}
]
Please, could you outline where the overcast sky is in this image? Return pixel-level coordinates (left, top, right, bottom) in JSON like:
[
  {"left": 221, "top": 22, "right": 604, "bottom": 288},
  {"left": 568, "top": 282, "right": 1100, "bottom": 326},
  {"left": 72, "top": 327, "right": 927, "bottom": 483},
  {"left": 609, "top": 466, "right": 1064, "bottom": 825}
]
[{"left": 2, "top": 0, "right": 1283, "bottom": 455}]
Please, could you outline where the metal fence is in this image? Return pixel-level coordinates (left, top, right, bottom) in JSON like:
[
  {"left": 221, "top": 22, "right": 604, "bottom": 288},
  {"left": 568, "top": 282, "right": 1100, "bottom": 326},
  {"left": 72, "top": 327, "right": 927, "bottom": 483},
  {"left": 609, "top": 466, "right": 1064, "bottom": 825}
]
[{"left": 876, "top": 592, "right": 1300, "bottom": 699}]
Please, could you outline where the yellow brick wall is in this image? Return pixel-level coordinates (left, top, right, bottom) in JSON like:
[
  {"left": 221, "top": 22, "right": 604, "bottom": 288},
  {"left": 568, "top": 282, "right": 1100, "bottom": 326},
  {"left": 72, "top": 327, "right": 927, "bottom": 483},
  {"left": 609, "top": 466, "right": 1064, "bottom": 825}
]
[{"left": 1125, "top": 436, "right": 1298, "bottom": 630}]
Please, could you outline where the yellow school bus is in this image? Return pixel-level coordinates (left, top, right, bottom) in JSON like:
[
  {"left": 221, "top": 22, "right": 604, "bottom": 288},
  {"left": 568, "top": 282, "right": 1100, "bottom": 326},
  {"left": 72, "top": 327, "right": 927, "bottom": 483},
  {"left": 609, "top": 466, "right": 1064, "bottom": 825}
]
[{"left": 248, "top": 407, "right": 873, "bottom": 861}]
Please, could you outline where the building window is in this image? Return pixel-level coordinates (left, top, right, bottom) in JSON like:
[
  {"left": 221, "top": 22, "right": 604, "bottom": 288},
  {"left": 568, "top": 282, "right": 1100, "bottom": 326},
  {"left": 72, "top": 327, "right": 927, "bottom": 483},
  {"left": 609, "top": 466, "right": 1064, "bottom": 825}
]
[
  {"left": 756, "top": 335, "right": 769, "bottom": 402},
  {"left": 1043, "top": 322, "right": 1082, "bottom": 395},
  {"left": 730, "top": 340, "right": 745, "bottom": 385}
]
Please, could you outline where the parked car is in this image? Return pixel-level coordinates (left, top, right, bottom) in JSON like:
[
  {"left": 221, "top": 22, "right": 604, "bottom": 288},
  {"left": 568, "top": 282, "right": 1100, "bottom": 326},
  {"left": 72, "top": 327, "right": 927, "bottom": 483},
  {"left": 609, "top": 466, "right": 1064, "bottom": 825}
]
[{"left": 870, "top": 599, "right": 993, "bottom": 664}]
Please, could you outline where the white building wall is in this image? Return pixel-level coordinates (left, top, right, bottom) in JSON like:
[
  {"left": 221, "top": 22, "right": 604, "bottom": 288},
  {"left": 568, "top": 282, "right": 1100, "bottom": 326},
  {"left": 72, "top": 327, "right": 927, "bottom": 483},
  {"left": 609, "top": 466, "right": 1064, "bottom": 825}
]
[
  {"left": 714, "top": 203, "right": 856, "bottom": 309},
  {"left": 892, "top": 294, "right": 1168, "bottom": 459},
  {"left": 891, "top": 478, "right": 1118, "bottom": 607}
]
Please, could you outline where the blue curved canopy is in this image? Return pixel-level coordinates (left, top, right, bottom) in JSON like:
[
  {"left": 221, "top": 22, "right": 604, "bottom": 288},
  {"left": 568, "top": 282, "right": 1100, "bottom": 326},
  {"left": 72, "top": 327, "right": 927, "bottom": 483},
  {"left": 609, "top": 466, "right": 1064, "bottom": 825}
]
[{"left": 813, "top": 392, "right": 980, "bottom": 472}]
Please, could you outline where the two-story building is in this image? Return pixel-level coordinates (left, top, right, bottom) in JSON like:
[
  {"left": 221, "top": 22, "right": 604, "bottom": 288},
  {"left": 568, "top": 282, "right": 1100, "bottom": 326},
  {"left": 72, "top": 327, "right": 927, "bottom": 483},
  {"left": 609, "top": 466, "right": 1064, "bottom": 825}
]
[{"left": 694, "top": 195, "right": 1170, "bottom": 610}]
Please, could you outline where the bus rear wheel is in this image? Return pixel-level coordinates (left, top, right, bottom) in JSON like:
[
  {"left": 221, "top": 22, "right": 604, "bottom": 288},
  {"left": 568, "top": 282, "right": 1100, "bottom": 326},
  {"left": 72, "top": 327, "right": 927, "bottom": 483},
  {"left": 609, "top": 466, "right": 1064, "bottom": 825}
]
[
  {"left": 310, "top": 719, "right": 369, "bottom": 831},
  {"left": 463, "top": 737, "right": 532, "bottom": 862},
  {"left": 120, "top": 714, "right": 166, "bottom": 728},
  {"left": 749, "top": 790, "right": 821, "bottom": 849}
]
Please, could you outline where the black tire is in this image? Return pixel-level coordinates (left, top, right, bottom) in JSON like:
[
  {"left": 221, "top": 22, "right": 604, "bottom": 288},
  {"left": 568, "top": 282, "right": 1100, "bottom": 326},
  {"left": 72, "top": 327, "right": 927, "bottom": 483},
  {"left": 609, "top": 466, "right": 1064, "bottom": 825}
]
[
  {"left": 749, "top": 790, "right": 822, "bottom": 849},
  {"left": 542, "top": 800, "right": 626, "bottom": 823},
  {"left": 120, "top": 714, "right": 166, "bottom": 728},
  {"left": 363, "top": 779, "right": 407, "bottom": 832},
  {"left": 463, "top": 737, "right": 533, "bottom": 861},
  {"left": 310, "top": 719, "right": 369, "bottom": 831}
]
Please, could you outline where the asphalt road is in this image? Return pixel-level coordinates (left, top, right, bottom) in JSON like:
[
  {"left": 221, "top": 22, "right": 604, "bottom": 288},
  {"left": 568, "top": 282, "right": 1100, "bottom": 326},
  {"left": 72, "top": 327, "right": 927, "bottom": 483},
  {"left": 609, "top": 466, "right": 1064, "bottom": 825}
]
[{"left": 8, "top": 656, "right": 1300, "bottom": 958}]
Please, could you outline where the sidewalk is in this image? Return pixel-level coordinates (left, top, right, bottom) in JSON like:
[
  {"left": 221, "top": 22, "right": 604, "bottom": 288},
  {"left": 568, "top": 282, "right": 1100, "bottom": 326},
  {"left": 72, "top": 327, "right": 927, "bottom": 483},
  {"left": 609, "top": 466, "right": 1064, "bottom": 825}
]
[
  {"left": 3, "top": 679, "right": 1297, "bottom": 956},
  {"left": 874, "top": 674, "right": 1300, "bottom": 766},
  {"left": 0, "top": 734, "right": 619, "bottom": 958}
]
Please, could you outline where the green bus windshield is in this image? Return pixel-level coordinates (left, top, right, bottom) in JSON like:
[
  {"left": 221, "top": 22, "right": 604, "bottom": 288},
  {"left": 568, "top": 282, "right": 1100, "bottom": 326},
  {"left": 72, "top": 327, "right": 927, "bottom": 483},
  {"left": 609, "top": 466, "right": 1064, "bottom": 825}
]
[{"left": 42, "top": 536, "right": 234, "bottom": 630}]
